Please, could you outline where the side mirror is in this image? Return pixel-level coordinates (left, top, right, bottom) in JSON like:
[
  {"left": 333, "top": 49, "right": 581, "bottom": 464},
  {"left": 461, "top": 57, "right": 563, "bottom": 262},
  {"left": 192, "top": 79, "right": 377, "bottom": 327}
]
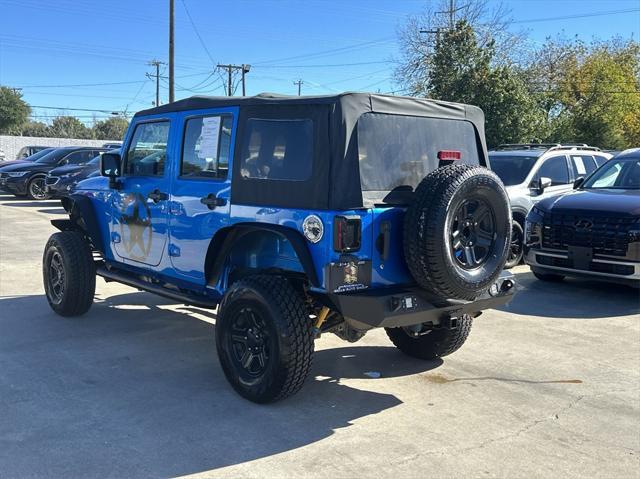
[
  {"left": 573, "top": 176, "right": 584, "bottom": 189},
  {"left": 540, "top": 177, "right": 552, "bottom": 190},
  {"left": 100, "top": 152, "right": 122, "bottom": 188}
]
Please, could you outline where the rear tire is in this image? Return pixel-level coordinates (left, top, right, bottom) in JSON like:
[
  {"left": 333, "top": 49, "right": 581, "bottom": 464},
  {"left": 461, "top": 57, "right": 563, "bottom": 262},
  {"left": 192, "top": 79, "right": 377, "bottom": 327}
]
[
  {"left": 385, "top": 315, "right": 473, "bottom": 360},
  {"left": 533, "top": 271, "right": 565, "bottom": 282},
  {"left": 43, "top": 231, "right": 96, "bottom": 316},
  {"left": 215, "top": 275, "right": 314, "bottom": 403}
]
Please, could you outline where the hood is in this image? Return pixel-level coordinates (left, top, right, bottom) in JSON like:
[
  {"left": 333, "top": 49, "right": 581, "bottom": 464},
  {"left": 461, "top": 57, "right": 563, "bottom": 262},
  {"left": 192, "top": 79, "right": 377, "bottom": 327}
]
[
  {"left": 0, "top": 161, "right": 54, "bottom": 173},
  {"left": 0, "top": 159, "right": 30, "bottom": 168},
  {"left": 538, "top": 189, "right": 640, "bottom": 217}
]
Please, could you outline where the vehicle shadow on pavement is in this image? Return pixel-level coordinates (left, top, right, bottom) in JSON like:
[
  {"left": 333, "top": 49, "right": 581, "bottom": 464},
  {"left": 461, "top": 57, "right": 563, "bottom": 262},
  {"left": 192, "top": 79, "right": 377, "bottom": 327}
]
[
  {"left": 0, "top": 292, "right": 440, "bottom": 477},
  {"left": 3, "top": 200, "right": 62, "bottom": 208},
  {"left": 498, "top": 269, "right": 640, "bottom": 319}
]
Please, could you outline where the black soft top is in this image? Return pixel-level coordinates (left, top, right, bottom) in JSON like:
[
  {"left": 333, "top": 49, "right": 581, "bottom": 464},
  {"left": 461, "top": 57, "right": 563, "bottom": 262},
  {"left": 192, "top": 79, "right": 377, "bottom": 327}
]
[{"left": 136, "top": 92, "right": 488, "bottom": 210}]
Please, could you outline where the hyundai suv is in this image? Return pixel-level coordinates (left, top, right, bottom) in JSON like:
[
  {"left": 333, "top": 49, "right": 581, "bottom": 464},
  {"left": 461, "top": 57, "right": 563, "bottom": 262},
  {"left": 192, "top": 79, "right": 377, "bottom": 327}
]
[{"left": 489, "top": 144, "right": 612, "bottom": 267}]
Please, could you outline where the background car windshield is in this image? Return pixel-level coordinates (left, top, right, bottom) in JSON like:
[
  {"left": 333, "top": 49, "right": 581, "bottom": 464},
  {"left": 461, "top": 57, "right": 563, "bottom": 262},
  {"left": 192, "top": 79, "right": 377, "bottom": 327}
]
[
  {"left": 25, "top": 148, "right": 55, "bottom": 161},
  {"left": 35, "top": 149, "right": 68, "bottom": 164},
  {"left": 488, "top": 155, "right": 538, "bottom": 186},
  {"left": 357, "top": 113, "right": 480, "bottom": 192},
  {"left": 583, "top": 158, "right": 640, "bottom": 189}
]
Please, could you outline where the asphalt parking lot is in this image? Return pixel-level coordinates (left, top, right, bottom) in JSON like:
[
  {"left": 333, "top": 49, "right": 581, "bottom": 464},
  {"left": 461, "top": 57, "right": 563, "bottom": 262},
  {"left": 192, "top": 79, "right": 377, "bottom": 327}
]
[{"left": 0, "top": 192, "right": 638, "bottom": 479}]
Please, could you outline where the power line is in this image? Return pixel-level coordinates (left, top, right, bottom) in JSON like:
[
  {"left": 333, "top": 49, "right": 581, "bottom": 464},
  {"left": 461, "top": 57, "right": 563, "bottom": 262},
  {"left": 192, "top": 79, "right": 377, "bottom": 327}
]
[
  {"left": 179, "top": 0, "right": 216, "bottom": 65},
  {"left": 255, "top": 60, "right": 393, "bottom": 69},
  {"left": 511, "top": 8, "right": 640, "bottom": 24},
  {"left": 293, "top": 79, "right": 304, "bottom": 96}
]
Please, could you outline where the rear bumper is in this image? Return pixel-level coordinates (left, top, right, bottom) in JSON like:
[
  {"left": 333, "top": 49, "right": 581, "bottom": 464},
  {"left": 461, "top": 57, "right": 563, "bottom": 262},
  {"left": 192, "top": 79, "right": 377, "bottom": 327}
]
[{"left": 327, "top": 271, "right": 516, "bottom": 329}]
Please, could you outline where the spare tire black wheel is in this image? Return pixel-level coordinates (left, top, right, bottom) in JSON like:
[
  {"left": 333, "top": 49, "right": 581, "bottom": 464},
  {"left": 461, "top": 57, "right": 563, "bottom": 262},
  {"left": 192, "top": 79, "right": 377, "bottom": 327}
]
[{"left": 404, "top": 164, "right": 511, "bottom": 300}]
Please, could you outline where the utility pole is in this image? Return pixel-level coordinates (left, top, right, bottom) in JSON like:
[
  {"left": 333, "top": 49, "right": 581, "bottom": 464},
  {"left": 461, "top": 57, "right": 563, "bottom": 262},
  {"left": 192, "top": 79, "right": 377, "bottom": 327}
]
[
  {"left": 169, "top": 0, "right": 175, "bottom": 103},
  {"left": 436, "top": 0, "right": 468, "bottom": 30},
  {"left": 293, "top": 79, "right": 304, "bottom": 96},
  {"left": 241, "top": 64, "right": 251, "bottom": 96},
  {"left": 147, "top": 60, "right": 165, "bottom": 106},
  {"left": 216, "top": 64, "right": 250, "bottom": 96}
]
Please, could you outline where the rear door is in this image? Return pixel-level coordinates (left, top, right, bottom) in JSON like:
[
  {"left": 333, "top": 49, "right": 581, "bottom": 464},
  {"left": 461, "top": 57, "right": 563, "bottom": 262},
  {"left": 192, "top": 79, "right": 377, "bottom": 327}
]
[
  {"left": 110, "top": 119, "right": 172, "bottom": 267},
  {"left": 168, "top": 108, "right": 236, "bottom": 281}
]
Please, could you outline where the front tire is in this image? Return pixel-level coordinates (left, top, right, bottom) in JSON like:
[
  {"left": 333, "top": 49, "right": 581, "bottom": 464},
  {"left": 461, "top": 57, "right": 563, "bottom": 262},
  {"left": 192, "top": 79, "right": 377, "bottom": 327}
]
[
  {"left": 43, "top": 231, "right": 96, "bottom": 316},
  {"left": 215, "top": 275, "right": 314, "bottom": 403},
  {"left": 504, "top": 221, "right": 524, "bottom": 269},
  {"left": 27, "top": 176, "right": 48, "bottom": 200},
  {"left": 385, "top": 315, "right": 473, "bottom": 360}
]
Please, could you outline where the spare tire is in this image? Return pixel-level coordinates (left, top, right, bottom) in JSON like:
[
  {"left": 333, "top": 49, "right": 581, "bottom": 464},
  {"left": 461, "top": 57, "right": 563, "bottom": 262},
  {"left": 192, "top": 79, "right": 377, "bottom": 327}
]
[{"left": 404, "top": 164, "right": 511, "bottom": 300}]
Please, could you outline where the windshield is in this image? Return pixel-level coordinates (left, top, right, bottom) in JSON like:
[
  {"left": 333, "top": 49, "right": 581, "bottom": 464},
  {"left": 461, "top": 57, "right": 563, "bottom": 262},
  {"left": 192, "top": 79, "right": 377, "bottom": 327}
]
[
  {"left": 582, "top": 158, "right": 640, "bottom": 189},
  {"left": 357, "top": 113, "right": 481, "bottom": 192},
  {"left": 488, "top": 155, "right": 538, "bottom": 186},
  {"left": 35, "top": 149, "right": 69, "bottom": 165},
  {"left": 24, "top": 147, "right": 55, "bottom": 162}
]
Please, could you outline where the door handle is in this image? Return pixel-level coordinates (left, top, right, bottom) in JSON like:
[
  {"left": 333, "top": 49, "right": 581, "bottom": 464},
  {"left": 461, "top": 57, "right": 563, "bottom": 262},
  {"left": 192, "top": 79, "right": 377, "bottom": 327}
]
[
  {"left": 147, "top": 189, "right": 168, "bottom": 203},
  {"left": 200, "top": 193, "right": 227, "bottom": 210}
]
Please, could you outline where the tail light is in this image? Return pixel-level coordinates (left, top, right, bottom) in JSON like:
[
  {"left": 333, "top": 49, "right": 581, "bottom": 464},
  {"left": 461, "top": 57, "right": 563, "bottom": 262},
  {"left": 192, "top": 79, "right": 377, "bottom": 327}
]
[
  {"left": 438, "top": 150, "right": 462, "bottom": 168},
  {"left": 437, "top": 150, "right": 462, "bottom": 160},
  {"left": 333, "top": 215, "right": 361, "bottom": 252}
]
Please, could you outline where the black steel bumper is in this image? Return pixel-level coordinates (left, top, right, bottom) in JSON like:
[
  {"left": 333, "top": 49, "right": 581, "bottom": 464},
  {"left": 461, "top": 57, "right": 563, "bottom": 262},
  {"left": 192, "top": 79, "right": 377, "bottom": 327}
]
[{"left": 327, "top": 271, "right": 516, "bottom": 329}]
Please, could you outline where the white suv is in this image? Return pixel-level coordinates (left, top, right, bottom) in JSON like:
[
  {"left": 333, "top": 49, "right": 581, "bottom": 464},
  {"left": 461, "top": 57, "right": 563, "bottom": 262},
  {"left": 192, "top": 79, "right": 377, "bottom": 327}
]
[{"left": 489, "top": 144, "right": 612, "bottom": 268}]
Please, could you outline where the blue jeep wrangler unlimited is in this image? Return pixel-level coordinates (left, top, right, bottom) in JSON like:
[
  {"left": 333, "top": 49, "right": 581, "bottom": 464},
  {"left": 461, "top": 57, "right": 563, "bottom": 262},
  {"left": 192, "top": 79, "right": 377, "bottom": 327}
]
[{"left": 43, "top": 93, "right": 515, "bottom": 403}]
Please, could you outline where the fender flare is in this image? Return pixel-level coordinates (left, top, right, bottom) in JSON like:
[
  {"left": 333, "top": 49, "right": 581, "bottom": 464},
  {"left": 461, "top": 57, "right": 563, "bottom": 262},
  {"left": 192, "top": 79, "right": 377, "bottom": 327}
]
[
  {"left": 51, "top": 193, "right": 105, "bottom": 254},
  {"left": 205, "top": 223, "right": 320, "bottom": 288}
]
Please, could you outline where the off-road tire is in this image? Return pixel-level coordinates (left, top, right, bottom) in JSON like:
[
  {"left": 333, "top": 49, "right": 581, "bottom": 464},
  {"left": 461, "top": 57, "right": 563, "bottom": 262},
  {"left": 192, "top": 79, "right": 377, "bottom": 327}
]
[
  {"left": 504, "top": 220, "right": 524, "bottom": 269},
  {"left": 404, "top": 164, "right": 511, "bottom": 300},
  {"left": 215, "top": 275, "right": 314, "bottom": 403},
  {"left": 43, "top": 231, "right": 96, "bottom": 316},
  {"left": 532, "top": 270, "right": 565, "bottom": 282},
  {"left": 27, "top": 175, "right": 47, "bottom": 200},
  {"left": 385, "top": 315, "right": 473, "bottom": 360}
]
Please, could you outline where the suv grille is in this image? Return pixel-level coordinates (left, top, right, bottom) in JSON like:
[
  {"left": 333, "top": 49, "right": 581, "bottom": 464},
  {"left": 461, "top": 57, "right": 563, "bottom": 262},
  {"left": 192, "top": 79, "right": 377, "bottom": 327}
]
[
  {"left": 542, "top": 214, "right": 635, "bottom": 257},
  {"left": 536, "top": 254, "right": 634, "bottom": 276}
]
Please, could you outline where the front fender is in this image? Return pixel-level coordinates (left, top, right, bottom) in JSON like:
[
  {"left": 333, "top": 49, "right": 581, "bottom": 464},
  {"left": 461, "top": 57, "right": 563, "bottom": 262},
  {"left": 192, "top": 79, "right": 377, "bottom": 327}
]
[{"left": 51, "top": 193, "right": 106, "bottom": 254}]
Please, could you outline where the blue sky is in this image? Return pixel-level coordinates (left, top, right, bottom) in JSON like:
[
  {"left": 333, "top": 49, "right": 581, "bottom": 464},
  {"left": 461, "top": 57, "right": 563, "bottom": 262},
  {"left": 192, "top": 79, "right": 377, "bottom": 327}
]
[{"left": 0, "top": 0, "right": 638, "bottom": 124}]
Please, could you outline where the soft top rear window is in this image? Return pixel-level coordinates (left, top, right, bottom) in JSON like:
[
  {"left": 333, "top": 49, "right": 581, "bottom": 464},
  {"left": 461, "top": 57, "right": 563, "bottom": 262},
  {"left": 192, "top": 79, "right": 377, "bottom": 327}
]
[
  {"left": 240, "top": 118, "right": 313, "bottom": 181},
  {"left": 357, "top": 113, "right": 481, "bottom": 192}
]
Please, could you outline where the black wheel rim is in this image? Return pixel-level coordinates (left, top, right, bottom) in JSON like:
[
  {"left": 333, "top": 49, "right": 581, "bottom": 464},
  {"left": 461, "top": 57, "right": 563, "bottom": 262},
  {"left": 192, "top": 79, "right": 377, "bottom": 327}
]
[
  {"left": 226, "top": 306, "right": 271, "bottom": 379},
  {"left": 450, "top": 198, "right": 496, "bottom": 269},
  {"left": 508, "top": 224, "right": 523, "bottom": 264},
  {"left": 48, "top": 251, "right": 65, "bottom": 304},
  {"left": 30, "top": 178, "right": 47, "bottom": 200}
]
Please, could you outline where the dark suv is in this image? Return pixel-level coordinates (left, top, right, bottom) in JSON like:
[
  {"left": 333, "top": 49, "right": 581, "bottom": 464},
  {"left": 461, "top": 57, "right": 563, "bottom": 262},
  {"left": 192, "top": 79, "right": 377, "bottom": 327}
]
[
  {"left": 42, "top": 93, "right": 515, "bottom": 403},
  {"left": 0, "top": 147, "right": 107, "bottom": 199},
  {"left": 525, "top": 149, "right": 640, "bottom": 287}
]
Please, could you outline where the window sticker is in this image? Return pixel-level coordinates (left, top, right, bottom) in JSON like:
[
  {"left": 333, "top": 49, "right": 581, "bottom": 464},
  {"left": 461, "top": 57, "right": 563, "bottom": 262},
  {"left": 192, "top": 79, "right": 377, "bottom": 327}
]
[
  {"left": 573, "top": 156, "right": 586, "bottom": 175},
  {"left": 198, "top": 116, "right": 221, "bottom": 159}
]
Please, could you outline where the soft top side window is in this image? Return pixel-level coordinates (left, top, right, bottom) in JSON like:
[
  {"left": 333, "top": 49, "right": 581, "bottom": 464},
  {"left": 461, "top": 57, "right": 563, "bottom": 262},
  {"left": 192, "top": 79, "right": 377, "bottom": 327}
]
[{"left": 239, "top": 118, "right": 313, "bottom": 181}]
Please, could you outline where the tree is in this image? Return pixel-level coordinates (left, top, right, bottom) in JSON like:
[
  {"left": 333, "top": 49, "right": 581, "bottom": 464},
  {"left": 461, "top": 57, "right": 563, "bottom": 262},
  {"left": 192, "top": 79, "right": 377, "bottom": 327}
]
[
  {"left": 527, "top": 37, "right": 640, "bottom": 148},
  {"left": 397, "top": 19, "right": 544, "bottom": 147},
  {"left": 22, "top": 121, "right": 50, "bottom": 137},
  {"left": 47, "top": 116, "right": 92, "bottom": 139},
  {"left": 92, "top": 117, "right": 129, "bottom": 141},
  {"left": 0, "top": 86, "right": 30, "bottom": 134}
]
